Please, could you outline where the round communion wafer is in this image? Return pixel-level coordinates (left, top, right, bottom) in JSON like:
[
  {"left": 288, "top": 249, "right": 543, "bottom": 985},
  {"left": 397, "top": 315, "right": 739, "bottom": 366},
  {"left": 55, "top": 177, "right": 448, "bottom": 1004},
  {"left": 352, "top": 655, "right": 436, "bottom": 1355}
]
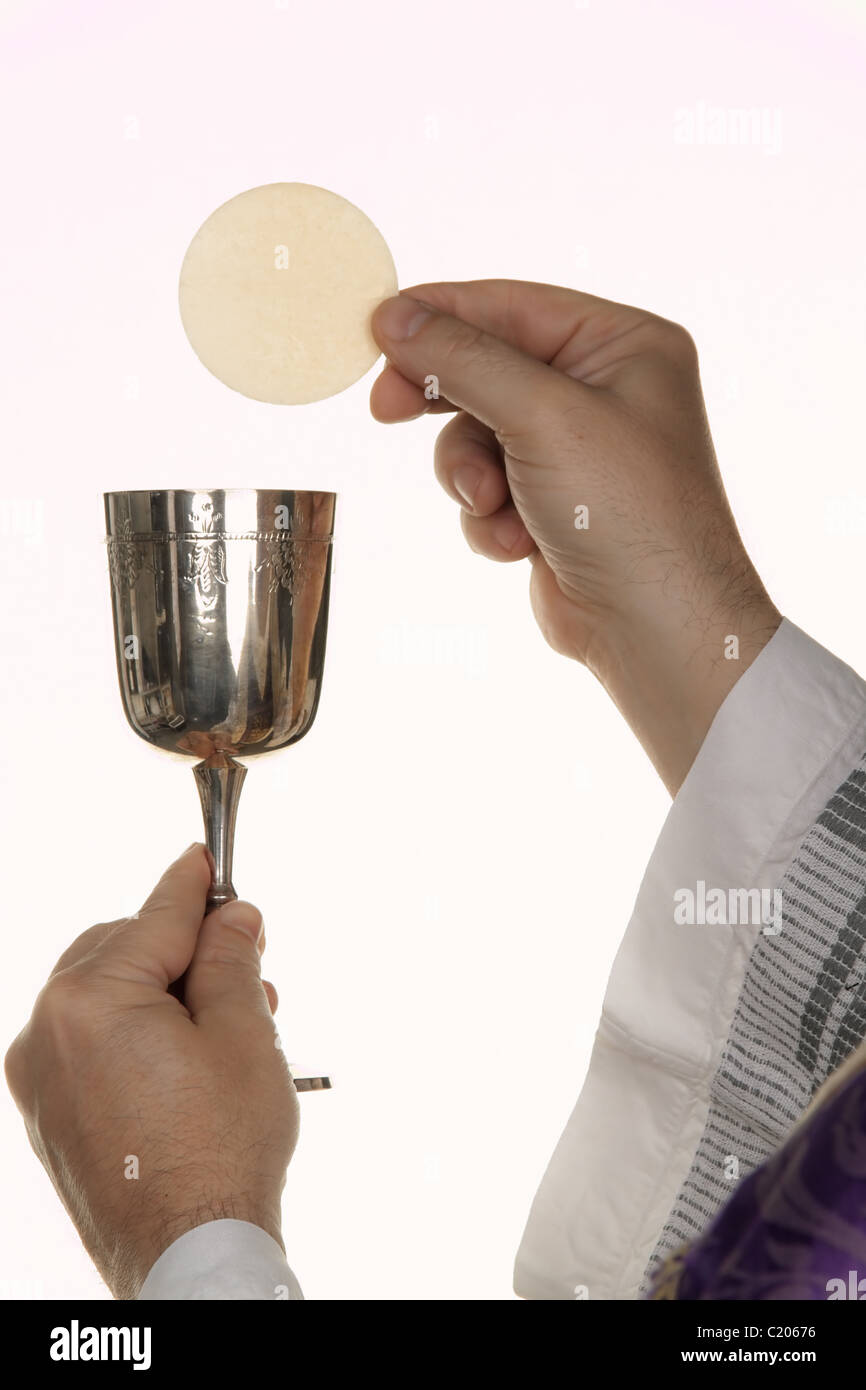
[{"left": 179, "top": 182, "right": 398, "bottom": 405}]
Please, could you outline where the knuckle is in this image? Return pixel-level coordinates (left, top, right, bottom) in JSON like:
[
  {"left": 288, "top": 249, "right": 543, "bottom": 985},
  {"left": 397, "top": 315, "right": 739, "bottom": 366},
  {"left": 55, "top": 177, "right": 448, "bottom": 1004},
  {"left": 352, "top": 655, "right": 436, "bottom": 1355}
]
[
  {"left": 33, "top": 968, "right": 92, "bottom": 1029},
  {"left": 7, "top": 969, "right": 100, "bottom": 1069},
  {"left": 657, "top": 317, "right": 700, "bottom": 364},
  {"left": 42, "top": 968, "right": 87, "bottom": 1007},
  {"left": 197, "top": 942, "right": 260, "bottom": 972},
  {"left": 4, "top": 1034, "right": 26, "bottom": 1095}
]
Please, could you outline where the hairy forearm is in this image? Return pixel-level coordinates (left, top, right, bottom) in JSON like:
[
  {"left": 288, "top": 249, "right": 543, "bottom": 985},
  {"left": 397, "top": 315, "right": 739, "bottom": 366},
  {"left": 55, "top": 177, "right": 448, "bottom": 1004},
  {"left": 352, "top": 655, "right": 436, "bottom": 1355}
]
[{"left": 585, "top": 563, "right": 782, "bottom": 796}]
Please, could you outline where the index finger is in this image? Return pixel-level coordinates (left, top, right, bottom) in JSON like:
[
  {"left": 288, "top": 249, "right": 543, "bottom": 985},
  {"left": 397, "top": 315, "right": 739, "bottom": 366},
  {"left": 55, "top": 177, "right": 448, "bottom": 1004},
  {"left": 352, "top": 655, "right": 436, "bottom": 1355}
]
[
  {"left": 369, "top": 279, "right": 647, "bottom": 422},
  {"left": 400, "top": 280, "right": 640, "bottom": 362}
]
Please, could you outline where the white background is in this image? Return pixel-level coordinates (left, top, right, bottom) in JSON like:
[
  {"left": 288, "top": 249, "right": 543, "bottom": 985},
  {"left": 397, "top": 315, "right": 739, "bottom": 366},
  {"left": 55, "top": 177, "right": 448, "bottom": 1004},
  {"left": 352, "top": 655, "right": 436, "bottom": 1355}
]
[{"left": 1, "top": 0, "right": 864, "bottom": 1299}]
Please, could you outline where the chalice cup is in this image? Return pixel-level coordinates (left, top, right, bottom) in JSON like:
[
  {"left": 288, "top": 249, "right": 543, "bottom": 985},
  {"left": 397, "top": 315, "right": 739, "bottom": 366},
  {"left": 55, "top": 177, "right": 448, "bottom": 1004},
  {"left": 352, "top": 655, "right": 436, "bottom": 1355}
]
[{"left": 105, "top": 488, "right": 336, "bottom": 1091}]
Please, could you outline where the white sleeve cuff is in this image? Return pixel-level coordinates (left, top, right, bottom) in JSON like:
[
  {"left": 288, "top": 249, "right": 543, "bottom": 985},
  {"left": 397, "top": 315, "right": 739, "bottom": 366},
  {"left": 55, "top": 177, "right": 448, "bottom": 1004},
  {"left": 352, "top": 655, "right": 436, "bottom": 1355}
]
[
  {"left": 137, "top": 1220, "right": 304, "bottom": 1300},
  {"left": 514, "top": 618, "right": 866, "bottom": 1300}
]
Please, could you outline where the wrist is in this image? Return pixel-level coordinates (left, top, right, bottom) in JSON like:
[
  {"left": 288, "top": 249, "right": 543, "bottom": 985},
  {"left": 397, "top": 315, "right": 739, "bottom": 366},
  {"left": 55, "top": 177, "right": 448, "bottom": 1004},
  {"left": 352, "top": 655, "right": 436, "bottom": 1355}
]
[
  {"left": 110, "top": 1194, "right": 284, "bottom": 1299},
  {"left": 582, "top": 582, "right": 781, "bottom": 795}
]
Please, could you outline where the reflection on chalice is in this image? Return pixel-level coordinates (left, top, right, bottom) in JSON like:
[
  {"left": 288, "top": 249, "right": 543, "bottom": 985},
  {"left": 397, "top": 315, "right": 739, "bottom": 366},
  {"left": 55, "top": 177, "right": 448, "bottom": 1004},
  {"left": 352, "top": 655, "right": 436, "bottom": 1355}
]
[{"left": 105, "top": 488, "right": 336, "bottom": 1091}]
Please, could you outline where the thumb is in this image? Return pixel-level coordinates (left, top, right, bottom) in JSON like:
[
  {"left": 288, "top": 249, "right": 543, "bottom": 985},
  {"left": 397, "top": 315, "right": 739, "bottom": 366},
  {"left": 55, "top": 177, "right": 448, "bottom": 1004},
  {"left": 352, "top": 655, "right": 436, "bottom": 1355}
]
[
  {"left": 371, "top": 293, "right": 580, "bottom": 440},
  {"left": 93, "top": 842, "right": 211, "bottom": 989},
  {"left": 183, "top": 899, "right": 269, "bottom": 1024}
]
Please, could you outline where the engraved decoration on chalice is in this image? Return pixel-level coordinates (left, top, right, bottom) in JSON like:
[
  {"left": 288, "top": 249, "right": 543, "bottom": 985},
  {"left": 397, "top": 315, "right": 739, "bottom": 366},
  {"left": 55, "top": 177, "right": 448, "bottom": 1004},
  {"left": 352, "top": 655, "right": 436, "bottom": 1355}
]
[{"left": 105, "top": 488, "right": 336, "bottom": 1089}]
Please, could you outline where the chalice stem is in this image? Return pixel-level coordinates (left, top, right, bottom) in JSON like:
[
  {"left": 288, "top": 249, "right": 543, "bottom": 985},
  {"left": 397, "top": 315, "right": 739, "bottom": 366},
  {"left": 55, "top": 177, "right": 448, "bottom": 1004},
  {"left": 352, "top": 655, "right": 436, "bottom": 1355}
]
[{"left": 193, "top": 752, "right": 247, "bottom": 913}]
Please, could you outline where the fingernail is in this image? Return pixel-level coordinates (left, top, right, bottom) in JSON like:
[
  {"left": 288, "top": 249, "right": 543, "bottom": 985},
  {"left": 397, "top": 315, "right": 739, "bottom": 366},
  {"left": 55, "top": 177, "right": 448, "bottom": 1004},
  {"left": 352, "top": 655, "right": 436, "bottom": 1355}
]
[
  {"left": 375, "top": 294, "right": 434, "bottom": 341},
  {"left": 452, "top": 464, "right": 481, "bottom": 510},
  {"left": 216, "top": 901, "right": 264, "bottom": 943},
  {"left": 494, "top": 513, "right": 524, "bottom": 553}
]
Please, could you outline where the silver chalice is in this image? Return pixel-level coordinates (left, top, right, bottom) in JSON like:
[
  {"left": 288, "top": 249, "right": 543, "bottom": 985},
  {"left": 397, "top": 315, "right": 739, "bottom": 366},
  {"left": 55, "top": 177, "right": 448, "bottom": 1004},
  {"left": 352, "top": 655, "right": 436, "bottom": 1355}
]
[{"left": 105, "top": 488, "right": 336, "bottom": 1089}]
